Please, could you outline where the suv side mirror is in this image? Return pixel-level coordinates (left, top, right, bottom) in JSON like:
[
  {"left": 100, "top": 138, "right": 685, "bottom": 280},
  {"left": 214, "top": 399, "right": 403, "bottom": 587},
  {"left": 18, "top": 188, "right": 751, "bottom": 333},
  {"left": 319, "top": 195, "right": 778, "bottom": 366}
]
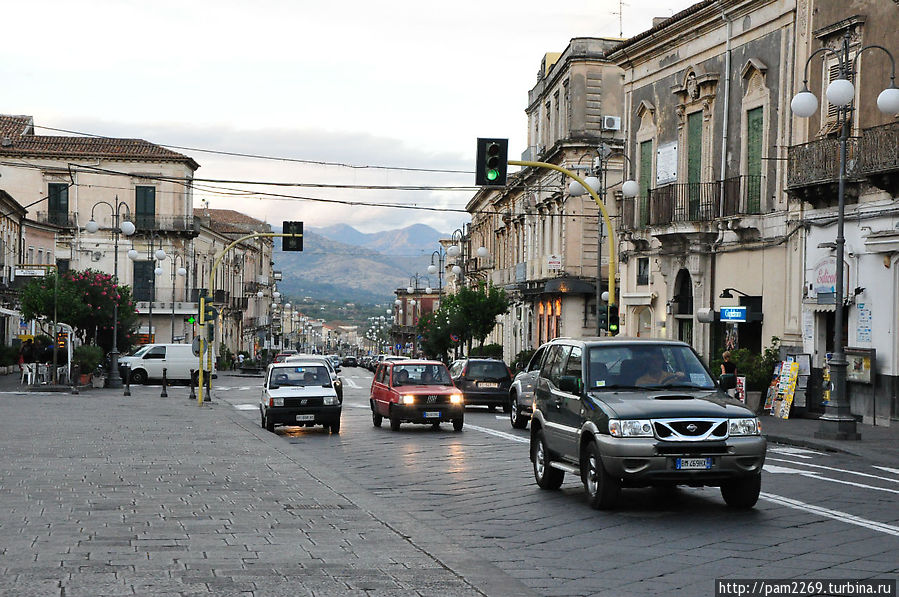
[
  {"left": 558, "top": 375, "right": 582, "bottom": 394},
  {"left": 718, "top": 374, "right": 737, "bottom": 391}
]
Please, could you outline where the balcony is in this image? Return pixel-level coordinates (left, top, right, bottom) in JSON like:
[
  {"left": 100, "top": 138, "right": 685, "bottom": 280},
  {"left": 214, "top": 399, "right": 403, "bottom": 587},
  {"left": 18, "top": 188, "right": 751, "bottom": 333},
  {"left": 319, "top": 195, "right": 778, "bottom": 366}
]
[
  {"left": 35, "top": 211, "right": 76, "bottom": 228},
  {"left": 231, "top": 296, "right": 249, "bottom": 310},
  {"left": 787, "top": 122, "right": 899, "bottom": 202},
  {"left": 132, "top": 214, "right": 196, "bottom": 233}
]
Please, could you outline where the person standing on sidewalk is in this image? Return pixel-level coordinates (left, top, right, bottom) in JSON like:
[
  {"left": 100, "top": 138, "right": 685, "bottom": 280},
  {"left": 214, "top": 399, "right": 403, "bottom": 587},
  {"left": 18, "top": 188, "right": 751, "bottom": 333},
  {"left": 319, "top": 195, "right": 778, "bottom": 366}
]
[{"left": 720, "top": 351, "right": 737, "bottom": 397}]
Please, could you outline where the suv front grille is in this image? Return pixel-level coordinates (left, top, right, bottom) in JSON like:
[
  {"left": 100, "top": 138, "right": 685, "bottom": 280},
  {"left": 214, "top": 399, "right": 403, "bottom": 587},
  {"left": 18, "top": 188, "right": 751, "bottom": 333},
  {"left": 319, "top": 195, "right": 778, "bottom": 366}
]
[
  {"left": 284, "top": 397, "right": 325, "bottom": 407},
  {"left": 653, "top": 418, "right": 728, "bottom": 441}
]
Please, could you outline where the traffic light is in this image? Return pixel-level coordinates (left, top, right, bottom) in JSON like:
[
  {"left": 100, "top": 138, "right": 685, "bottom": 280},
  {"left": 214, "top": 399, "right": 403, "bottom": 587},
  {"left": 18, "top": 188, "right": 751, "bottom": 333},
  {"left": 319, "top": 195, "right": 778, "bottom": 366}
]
[
  {"left": 597, "top": 307, "right": 608, "bottom": 332},
  {"left": 283, "top": 221, "right": 304, "bottom": 251},
  {"left": 187, "top": 315, "right": 196, "bottom": 324},
  {"left": 198, "top": 297, "right": 217, "bottom": 324},
  {"left": 608, "top": 308, "right": 620, "bottom": 336},
  {"left": 475, "top": 138, "right": 508, "bottom": 186}
]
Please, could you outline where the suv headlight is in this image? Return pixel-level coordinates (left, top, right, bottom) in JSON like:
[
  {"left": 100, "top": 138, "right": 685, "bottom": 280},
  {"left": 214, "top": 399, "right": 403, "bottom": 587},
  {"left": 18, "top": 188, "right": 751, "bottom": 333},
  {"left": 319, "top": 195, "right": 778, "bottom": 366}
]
[
  {"left": 450, "top": 393, "right": 463, "bottom": 404},
  {"left": 323, "top": 395, "right": 339, "bottom": 406},
  {"left": 402, "top": 394, "right": 415, "bottom": 405},
  {"left": 609, "top": 419, "right": 653, "bottom": 438},
  {"left": 729, "top": 417, "right": 761, "bottom": 436}
]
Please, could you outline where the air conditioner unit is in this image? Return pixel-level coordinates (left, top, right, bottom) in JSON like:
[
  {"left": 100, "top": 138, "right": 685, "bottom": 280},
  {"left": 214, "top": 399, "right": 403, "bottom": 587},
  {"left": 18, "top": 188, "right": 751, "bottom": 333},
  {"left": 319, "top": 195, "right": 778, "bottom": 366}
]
[{"left": 602, "top": 116, "right": 621, "bottom": 131}]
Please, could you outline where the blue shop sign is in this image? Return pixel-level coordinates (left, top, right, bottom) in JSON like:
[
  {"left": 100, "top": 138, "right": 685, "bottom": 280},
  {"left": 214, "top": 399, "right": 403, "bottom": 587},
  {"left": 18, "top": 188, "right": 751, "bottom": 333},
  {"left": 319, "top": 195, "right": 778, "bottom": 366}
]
[{"left": 720, "top": 306, "right": 748, "bottom": 323}]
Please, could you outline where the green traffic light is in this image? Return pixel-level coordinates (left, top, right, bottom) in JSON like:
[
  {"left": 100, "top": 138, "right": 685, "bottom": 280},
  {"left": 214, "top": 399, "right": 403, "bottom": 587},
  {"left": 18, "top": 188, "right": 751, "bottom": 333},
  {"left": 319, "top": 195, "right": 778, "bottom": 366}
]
[
  {"left": 187, "top": 316, "right": 196, "bottom": 324},
  {"left": 486, "top": 169, "right": 499, "bottom": 181}
]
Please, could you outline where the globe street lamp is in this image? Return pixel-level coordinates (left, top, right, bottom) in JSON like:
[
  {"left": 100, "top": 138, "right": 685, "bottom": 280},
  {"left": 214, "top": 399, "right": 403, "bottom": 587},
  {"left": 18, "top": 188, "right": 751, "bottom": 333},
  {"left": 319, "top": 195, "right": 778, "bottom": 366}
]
[
  {"left": 790, "top": 32, "right": 898, "bottom": 441},
  {"left": 85, "top": 197, "right": 135, "bottom": 389},
  {"left": 129, "top": 233, "right": 167, "bottom": 342},
  {"left": 169, "top": 254, "right": 188, "bottom": 340}
]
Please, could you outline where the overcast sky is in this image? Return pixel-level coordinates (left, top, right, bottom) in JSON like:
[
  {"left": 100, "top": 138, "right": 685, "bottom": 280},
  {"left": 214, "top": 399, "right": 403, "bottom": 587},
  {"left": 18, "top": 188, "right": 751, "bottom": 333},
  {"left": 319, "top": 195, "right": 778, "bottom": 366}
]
[{"left": 2, "top": 0, "right": 692, "bottom": 234}]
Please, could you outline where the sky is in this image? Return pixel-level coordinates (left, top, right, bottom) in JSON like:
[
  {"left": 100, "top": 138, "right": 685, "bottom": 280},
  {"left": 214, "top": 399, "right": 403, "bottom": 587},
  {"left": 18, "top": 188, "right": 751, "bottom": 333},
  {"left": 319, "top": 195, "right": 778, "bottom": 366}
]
[{"left": 2, "top": 0, "right": 693, "bottom": 234}]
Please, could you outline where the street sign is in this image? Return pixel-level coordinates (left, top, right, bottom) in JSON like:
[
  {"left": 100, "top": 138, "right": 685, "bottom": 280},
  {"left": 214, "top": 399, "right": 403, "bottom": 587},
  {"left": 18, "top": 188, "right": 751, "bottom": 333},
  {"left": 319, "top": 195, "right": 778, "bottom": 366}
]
[
  {"left": 192, "top": 336, "right": 208, "bottom": 356},
  {"left": 15, "top": 268, "right": 46, "bottom": 277},
  {"left": 720, "top": 306, "right": 748, "bottom": 323}
]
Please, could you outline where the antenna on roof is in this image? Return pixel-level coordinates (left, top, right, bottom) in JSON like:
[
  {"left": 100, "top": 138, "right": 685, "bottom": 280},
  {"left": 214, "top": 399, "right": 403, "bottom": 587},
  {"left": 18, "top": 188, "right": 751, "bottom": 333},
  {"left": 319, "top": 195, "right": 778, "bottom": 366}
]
[{"left": 610, "top": 0, "right": 627, "bottom": 37}]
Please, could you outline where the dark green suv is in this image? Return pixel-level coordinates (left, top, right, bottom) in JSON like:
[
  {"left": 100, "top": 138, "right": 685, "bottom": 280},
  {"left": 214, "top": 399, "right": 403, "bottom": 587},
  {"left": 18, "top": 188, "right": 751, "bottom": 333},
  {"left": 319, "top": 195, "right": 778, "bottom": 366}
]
[{"left": 530, "top": 337, "right": 766, "bottom": 509}]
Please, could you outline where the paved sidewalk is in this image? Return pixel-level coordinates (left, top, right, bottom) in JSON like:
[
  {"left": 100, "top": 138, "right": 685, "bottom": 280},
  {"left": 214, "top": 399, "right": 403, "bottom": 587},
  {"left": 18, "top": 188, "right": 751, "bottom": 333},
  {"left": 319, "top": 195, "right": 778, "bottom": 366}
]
[{"left": 0, "top": 376, "right": 537, "bottom": 597}]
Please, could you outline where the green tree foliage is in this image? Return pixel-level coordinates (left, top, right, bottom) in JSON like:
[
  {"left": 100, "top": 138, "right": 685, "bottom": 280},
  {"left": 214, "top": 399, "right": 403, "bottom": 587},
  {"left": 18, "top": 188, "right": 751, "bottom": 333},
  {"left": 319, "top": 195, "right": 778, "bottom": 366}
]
[
  {"left": 710, "top": 336, "right": 781, "bottom": 391},
  {"left": 19, "top": 269, "right": 138, "bottom": 355},
  {"left": 418, "top": 282, "right": 510, "bottom": 360}
]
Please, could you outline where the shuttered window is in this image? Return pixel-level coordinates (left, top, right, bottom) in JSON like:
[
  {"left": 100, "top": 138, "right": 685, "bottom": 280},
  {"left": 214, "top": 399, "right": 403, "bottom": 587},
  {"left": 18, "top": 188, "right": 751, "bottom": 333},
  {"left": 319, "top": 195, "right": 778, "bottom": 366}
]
[
  {"left": 135, "top": 186, "right": 156, "bottom": 229},
  {"left": 746, "top": 107, "right": 763, "bottom": 214},
  {"left": 687, "top": 111, "right": 703, "bottom": 219},
  {"left": 639, "top": 140, "right": 653, "bottom": 227}
]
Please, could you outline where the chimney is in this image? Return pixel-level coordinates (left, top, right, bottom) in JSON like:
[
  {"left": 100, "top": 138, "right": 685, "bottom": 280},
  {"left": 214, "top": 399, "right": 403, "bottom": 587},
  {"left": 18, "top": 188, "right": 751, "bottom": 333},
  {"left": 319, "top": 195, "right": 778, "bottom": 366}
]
[{"left": 652, "top": 17, "right": 667, "bottom": 27}]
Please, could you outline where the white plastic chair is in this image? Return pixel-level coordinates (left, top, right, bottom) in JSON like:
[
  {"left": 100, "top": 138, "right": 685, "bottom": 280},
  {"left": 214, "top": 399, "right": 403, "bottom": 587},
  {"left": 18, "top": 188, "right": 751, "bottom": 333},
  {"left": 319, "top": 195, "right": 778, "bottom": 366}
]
[{"left": 20, "top": 363, "right": 35, "bottom": 385}]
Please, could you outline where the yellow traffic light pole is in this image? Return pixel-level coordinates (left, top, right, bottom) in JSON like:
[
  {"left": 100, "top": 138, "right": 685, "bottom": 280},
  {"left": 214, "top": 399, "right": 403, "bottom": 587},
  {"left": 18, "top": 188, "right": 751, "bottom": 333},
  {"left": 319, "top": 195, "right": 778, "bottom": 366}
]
[
  {"left": 197, "top": 231, "right": 302, "bottom": 405},
  {"left": 508, "top": 160, "right": 618, "bottom": 308}
]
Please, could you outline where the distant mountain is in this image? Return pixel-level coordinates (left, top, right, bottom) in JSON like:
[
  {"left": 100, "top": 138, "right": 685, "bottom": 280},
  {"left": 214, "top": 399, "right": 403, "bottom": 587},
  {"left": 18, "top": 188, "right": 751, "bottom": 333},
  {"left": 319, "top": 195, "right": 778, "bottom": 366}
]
[{"left": 273, "top": 225, "right": 444, "bottom": 304}]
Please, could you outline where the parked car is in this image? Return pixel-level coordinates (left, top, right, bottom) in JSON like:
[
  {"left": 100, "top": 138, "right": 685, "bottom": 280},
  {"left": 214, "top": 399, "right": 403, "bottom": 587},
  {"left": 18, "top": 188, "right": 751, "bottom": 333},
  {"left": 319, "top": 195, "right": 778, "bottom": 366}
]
[
  {"left": 359, "top": 356, "right": 372, "bottom": 369},
  {"left": 508, "top": 343, "right": 550, "bottom": 429},
  {"left": 530, "top": 337, "right": 766, "bottom": 510},
  {"left": 449, "top": 358, "right": 513, "bottom": 411},
  {"left": 370, "top": 360, "right": 464, "bottom": 431},
  {"left": 259, "top": 361, "right": 341, "bottom": 433},
  {"left": 273, "top": 350, "right": 297, "bottom": 363},
  {"left": 285, "top": 354, "right": 343, "bottom": 402},
  {"left": 118, "top": 343, "right": 215, "bottom": 385},
  {"left": 341, "top": 356, "right": 358, "bottom": 368},
  {"left": 326, "top": 354, "right": 341, "bottom": 372}
]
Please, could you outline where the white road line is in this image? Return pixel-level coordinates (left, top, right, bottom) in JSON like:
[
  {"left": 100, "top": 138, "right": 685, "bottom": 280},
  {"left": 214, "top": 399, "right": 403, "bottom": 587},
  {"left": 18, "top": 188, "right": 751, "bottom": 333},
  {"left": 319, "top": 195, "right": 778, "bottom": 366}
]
[
  {"left": 234, "top": 404, "right": 257, "bottom": 411},
  {"left": 766, "top": 457, "right": 899, "bottom": 484},
  {"left": 342, "top": 378, "right": 360, "bottom": 389},
  {"left": 463, "top": 423, "right": 529, "bottom": 444},
  {"left": 767, "top": 446, "right": 823, "bottom": 458},
  {"left": 764, "top": 465, "right": 899, "bottom": 495},
  {"left": 873, "top": 466, "right": 899, "bottom": 476},
  {"left": 759, "top": 492, "right": 899, "bottom": 537}
]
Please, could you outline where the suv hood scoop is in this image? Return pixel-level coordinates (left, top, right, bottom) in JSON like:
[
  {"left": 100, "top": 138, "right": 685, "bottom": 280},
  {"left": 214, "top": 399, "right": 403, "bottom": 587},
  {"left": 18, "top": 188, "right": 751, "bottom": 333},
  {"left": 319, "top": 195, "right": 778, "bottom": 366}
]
[{"left": 652, "top": 394, "right": 694, "bottom": 400}]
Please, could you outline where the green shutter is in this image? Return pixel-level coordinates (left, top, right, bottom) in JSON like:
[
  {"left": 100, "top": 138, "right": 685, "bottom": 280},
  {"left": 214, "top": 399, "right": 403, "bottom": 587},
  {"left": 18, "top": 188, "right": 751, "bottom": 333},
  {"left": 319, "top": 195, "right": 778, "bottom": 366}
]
[
  {"left": 639, "top": 141, "right": 653, "bottom": 227},
  {"left": 48, "top": 183, "right": 68, "bottom": 225},
  {"left": 135, "top": 186, "right": 156, "bottom": 228},
  {"left": 687, "top": 112, "right": 702, "bottom": 220},
  {"left": 746, "top": 107, "right": 763, "bottom": 214}
]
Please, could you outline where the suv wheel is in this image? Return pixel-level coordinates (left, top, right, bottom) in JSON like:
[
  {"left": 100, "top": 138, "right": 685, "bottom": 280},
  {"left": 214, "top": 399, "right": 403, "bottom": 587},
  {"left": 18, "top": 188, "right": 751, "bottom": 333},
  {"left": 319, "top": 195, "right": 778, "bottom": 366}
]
[
  {"left": 720, "top": 474, "right": 761, "bottom": 509},
  {"left": 510, "top": 395, "right": 527, "bottom": 429},
  {"left": 583, "top": 441, "right": 620, "bottom": 509},
  {"left": 532, "top": 429, "right": 564, "bottom": 489}
]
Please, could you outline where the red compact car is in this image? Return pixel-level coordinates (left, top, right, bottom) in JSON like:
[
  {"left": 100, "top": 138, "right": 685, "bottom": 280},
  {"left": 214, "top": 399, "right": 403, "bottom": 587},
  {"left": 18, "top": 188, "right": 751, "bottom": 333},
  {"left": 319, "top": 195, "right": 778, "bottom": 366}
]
[{"left": 370, "top": 360, "right": 464, "bottom": 431}]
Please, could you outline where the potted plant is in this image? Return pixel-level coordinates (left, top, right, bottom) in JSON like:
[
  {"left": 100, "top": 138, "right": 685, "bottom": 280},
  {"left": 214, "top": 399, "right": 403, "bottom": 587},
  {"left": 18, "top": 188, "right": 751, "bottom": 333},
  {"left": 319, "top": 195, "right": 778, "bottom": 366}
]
[{"left": 73, "top": 345, "right": 104, "bottom": 386}]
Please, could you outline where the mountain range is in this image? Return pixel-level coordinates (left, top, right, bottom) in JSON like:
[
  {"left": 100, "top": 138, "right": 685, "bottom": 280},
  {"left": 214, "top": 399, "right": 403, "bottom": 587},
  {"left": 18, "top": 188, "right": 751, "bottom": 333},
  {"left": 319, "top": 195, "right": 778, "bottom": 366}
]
[{"left": 271, "top": 224, "right": 446, "bottom": 304}]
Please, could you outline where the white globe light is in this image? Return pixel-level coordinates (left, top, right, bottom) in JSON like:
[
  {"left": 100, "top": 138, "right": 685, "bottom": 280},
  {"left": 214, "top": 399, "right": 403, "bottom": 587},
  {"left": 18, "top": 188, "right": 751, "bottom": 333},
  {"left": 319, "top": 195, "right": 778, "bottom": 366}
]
[
  {"left": 409, "top": 300, "right": 416, "bottom": 306},
  {"left": 154, "top": 249, "right": 167, "bottom": 261},
  {"left": 427, "top": 264, "right": 437, "bottom": 274},
  {"left": 257, "top": 291, "right": 264, "bottom": 298},
  {"left": 452, "top": 265, "right": 462, "bottom": 275},
  {"left": 407, "top": 286, "right": 414, "bottom": 294},
  {"left": 791, "top": 90, "right": 819, "bottom": 117},
  {"left": 584, "top": 176, "right": 601, "bottom": 193},
  {"left": 273, "top": 291, "right": 281, "bottom": 299},
  {"left": 446, "top": 244, "right": 461, "bottom": 257},
  {"left": 568, "top": 180, "right": 586, "bottom": 197},
  {"left": 127, "top": 249, "right": 139, "bottom": 261},
  {"left": 601, "top": 291, "right": 610, "bottom": 302},
  {"left": 877, "top": 86, "right": 899, "bottom": 114},
  {"left": 425, "top": 287, "right": 432, "bottom": 294},
  {"left": 395, "top": 299, "right": 402, "bottom": 306},
  {"left": 621, "top": 179, "right": 640, "bottom": 198},
  {"left": 476, "top": 246, "right": 489, "bottom": 258},
  {"left": 85, "top": 219, "right": 99, "bottom": 234},
  {"left": 284, "top": 303, "right": 291, "bottom": 309},
  {"left": 271, "top": 302, "right": 277, "bottom": 308},
  {"left": 826, "top": 78, "right": 855, "bottom": 107},
  {"left": 120, "top": 220, "right": 136, "bottom": 236},
  {"left": 154, "top": 267, "right": 163, "bottom": 276},
  {"left": 177, "top": 267, "right": 187, "bottom": 277}
]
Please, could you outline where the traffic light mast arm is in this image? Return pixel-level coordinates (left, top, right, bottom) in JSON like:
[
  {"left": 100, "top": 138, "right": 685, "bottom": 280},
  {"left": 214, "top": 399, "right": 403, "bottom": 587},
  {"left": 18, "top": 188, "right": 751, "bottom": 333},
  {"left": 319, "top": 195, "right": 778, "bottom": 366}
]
[
  {"left": 196, "top": 232, "right": 303, "bottom": 405},
  {"left": 508, "top": 160, "right": 617, "bottom": 306}
]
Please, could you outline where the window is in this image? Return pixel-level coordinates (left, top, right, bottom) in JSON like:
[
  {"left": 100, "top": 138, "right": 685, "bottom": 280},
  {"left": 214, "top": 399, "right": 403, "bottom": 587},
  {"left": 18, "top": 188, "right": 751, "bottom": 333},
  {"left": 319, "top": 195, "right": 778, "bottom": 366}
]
[
  {"left": 37, "top": 250, "right": 43, "bottom": 265},
  {"left": 132, "top": 261, "right": 154, "bottom": 301},
  {"left": 56, "top": 259, "right": 70, "bottom": 274},
  {"left": 746, "top": 106, "right": 763, "bottom": 213},
  {"left": 47, "top": 183, "right": 69, "bottom": 226},
  {"left": 638, "top": 140, "right": 653, "bottom": 227},
  {"left": 135, "top": 186, "right": 156, "bottom": 229},
  {"left": 27, "top": 247, "right": 34, "bottom": 264},
  {"left": 637, "top": 258, "right": 649, "bottom": 286},
  {"left": 144, "top": 346, "right": 166, "bottom": 360},
  {"left": 563, "top": 346, "right": 582, "bottom": 386},
  {"left": 687, "top": 111, "right": 703, "bottom": 220}
]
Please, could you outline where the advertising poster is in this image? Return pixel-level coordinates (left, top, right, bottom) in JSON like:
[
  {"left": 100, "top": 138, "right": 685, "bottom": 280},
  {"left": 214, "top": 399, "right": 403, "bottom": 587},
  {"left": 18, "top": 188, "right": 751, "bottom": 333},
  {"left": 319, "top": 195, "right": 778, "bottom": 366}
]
[
  {"left": 763, "top": 362, "right": 781, "bottom": 412},
  {"left": 735, "top": 376, "right": 746, "bottom": 403},
  {"left": 775, "top": 362, "right": 800, "bottom": 419}
]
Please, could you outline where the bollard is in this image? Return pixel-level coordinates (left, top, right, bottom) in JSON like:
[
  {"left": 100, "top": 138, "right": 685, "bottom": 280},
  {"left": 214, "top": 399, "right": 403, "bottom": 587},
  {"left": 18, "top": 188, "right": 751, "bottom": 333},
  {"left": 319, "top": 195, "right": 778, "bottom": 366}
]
[
  {"left": 161, "top": 367, "right": 168, "bottom": 398},
  {"left": 189, "top": 370, "right": 196, "bottom": 401},
  {"left": 203, "top": 369, "right": 212, "bottom": 402},
  {"left": 123, "top": 365, "right": 131, "bottom": 397},
  {"left": 71, "top": 364, "right": 80, "bottom": 395}
]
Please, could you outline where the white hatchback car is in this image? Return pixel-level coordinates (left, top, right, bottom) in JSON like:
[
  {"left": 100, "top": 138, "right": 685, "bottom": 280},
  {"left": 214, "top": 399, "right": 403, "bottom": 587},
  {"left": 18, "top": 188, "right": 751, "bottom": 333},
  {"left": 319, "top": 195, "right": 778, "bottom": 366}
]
[{"left": 260, "top": 361, "right": 342, "bottom": 434}]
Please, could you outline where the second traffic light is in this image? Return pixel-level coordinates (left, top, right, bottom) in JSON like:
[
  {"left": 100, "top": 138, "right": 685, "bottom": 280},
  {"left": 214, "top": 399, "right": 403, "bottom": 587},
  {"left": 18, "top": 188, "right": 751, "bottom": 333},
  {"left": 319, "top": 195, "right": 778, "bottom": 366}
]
[
  {"left": 199, "top": 297, "right": 217, "bottom": 325},
  {"left": 608, "top": 308, "right": 620, "bottom": 336},
  {"left": 283, "top": 221, "right": 304, "bottom": 251},
  {"left": 597, "top": 307, "right": 608, "bottom": 332},
  {"left": 475, "top": 138, "right": 508, "bottom": 186}
]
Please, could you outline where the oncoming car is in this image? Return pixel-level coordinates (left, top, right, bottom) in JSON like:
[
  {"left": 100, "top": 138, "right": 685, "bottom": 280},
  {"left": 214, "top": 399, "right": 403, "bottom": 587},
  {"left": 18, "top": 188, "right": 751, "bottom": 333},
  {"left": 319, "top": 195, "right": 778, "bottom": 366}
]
[
  {"left": 285, "top": 354, "right": 343, "bottom": 402},
  {"left": 260, "top": 361, "right": 342, "bottom": 434},
  {"left": 370, "top": 360, "right": 464, "bottom": 431}
]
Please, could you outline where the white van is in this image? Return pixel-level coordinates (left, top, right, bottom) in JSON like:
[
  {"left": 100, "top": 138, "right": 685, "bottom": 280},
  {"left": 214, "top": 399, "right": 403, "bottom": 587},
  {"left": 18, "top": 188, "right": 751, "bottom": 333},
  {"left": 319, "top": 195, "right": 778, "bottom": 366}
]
[{"left": 118, "top": 343, "right": 216, "bottom": 384}]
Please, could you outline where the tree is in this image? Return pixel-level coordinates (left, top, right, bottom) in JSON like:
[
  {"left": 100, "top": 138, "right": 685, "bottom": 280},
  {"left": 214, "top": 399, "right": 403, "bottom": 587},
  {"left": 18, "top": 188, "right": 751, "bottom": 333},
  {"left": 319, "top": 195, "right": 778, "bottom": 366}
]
[
  {"left": 418, "top": 282, "right": 510, "bottom": 360},
  {"left": 19, "top": 269, "right": 139, "bottom": 355}
]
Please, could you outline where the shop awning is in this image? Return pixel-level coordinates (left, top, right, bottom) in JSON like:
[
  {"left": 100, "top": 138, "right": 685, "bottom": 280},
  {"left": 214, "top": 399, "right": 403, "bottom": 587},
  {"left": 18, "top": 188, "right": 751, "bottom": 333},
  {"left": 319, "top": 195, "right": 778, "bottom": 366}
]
[
  {"left": 543, "top": 277, "right": 595, "bottom": 295},
  {"left": 803, "top": 301, "right": 835, "bottom": 312},
  {"left": 0, "top": 307, "right": 20, "bottom": 317}
]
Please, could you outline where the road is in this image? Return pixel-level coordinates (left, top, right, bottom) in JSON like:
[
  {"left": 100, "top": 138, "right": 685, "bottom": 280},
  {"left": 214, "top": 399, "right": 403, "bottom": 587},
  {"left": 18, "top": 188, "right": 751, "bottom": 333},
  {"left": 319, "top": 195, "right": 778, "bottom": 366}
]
[{"left": 216, "top": 367, "right": 899, "bottom": 597}]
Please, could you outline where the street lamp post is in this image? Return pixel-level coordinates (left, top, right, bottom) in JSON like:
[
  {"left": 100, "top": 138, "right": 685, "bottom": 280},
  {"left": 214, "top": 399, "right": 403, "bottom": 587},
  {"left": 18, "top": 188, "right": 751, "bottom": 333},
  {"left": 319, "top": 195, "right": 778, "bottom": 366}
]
[
  {"left": 169, "top": 254, "right": 188, "bottom": 341},
  {"left": 790, "top": 31, "right": 899, "bottom": 441},
  {"left": 129, "top": 233, "right": 167, "bottom": 343},
  {"left": 85, "top": 196, "right": 136, "bottom": 389},
  {"left": 428, "top": 248, "right": 446, "bottom": 294},
  {"left": 569, "top": 147, "right": 638, "bottom": 335}
]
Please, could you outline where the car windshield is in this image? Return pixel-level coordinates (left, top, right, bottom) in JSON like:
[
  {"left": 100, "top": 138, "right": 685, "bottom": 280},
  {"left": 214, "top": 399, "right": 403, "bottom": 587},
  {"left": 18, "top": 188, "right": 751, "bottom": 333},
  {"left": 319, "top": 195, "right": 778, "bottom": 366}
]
[
  {"left": 392, "top": 364, "right": 452, "bottom": 386},
  {"left": 270, "top": 365, "right": 331, "bottom": 387},
  {"left": 128, "top": 346, "right": 150, "bottom": 357},
  {"left": 587, "top": 344, "right": 715, "bottom": 391},
  {"left": 466, "top": 361, "right": 509, "bottom": 381}
]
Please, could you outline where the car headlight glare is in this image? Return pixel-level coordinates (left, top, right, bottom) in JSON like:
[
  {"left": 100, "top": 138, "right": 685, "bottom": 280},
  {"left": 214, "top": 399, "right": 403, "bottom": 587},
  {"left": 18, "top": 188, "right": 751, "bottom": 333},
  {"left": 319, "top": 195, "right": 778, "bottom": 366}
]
[
  {"left": 609, "top": 419, "right": 653, "bottom": 438},
  {"left": 271, "top": 397, "right": 284, "bottom": 407},
  {"left": 729, "top": 417, "right": 761, "bottom": 436},
  {"left": 450, "top": 394, "right": 463, "bottom": 404},
  {"left": 402, "top": 394, "right": 415, "bottom": 405}
]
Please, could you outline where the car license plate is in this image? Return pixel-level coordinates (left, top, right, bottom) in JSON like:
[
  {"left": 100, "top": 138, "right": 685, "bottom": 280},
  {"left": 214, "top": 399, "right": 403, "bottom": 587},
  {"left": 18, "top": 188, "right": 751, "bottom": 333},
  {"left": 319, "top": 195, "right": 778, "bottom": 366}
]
[
  {"left": 479, "top": 382, "right": 499, "bottom": 388},
  {"left": 675, "top": 457, "right": 712, "bottom": 470},
  {"left": 423, "top": 411, "right": 441, "bottom": 419},
  {"left": 296, "top": 414, "right": 315, "bottom": 422}
]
